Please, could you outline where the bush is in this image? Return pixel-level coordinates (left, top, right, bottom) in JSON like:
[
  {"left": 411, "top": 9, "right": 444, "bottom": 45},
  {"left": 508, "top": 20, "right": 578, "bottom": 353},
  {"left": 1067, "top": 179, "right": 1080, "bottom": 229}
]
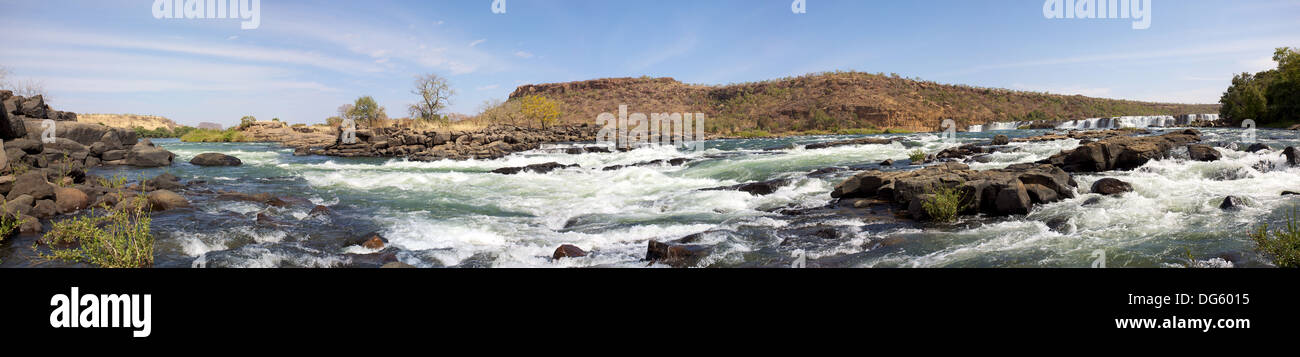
[
  {"left": 909, "top": 149, "right": 927, "bottom": 163},
  {"left": 1251, "top": 207, "right": 1300, "bottom": 268},
  {"left": 922, "top": 185, "right": 967, "bottom": 223},
  {"left": 40, "top": 196, "right": 153, "bottom": 268},
  {"left": 180, "top": 128, "right": 250, "bottom": 143},
  {"left": 0, "top": 211, "right": 20, "bottom": 243}
]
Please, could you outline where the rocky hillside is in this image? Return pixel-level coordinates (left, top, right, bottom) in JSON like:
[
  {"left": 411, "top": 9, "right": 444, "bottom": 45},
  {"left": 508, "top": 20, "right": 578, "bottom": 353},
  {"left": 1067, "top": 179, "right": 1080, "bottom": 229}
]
[
  {"left": 507, "top": 72, "right": 1220, "bottom": 133},
  {"left": 77, "top": 113, "right": 180, "bottom": 131}
]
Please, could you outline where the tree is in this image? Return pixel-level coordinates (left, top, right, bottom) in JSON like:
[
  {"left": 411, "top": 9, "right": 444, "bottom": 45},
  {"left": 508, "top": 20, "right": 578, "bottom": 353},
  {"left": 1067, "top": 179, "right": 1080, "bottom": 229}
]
[
  {"left": 477, "top": 99, "right": 523, "bottom": 126},
  {"left": 408, "top": 74, "right": 454, "bottom": 125},
  {"left": 348, "top": 96, "right": 389, "bottom": 128},
  {"left": 238, "top": 116, "right": 257, "bottom": 130},
  {"left": 520, "top": 95, "right": 561, "bottom": 129},
  {"left": 1220, "top": 47, "right": 1300, "bottom": 126},
  {"left": 1266, "top": 47, "right": 1300, "bottom": 124},
  {"left": 1220, "top": 72, "right": 1269, "bottom": 123}
]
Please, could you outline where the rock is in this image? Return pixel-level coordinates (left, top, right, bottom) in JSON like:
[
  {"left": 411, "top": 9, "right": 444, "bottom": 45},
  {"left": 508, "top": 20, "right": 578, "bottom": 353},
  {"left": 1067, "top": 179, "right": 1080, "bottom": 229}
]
[
  {"left": 32, "top": 199, "right": 56, "bottom": 219},
  {"left": 54, "top": 186, "right": 90, "bottom": 214},
  {"left": 1285, "top": 147, "right": 1300, "bottom": 166},
  {"left": 1045, "top": 218, "right": 1073, "bottom": 234},
  {"left": 8, "top": 138, "right": 42, "bottom": 154},
  {"left": 1246, "top": 143, "right": 1270, "bottom": 153},
  {"left": 0, "top": 175, "right": 14, "bottom": 194},
  {"left": 1040, "top": 130, "right": 1202, "bottom": 172},
  {"left": 293, "top": 147, "right": 311, "bottom": 156},
  {"left": 6, "top": 172, "right": 54, "bottom": 201},
  {"left": 804, "top": 137, "right": 898, "bottom": 150},
  {"left": 101, "top": 150, "right": 127, "bottom": 161},
  {"left": 1082, "top": 197, "right": 1103, "bottom": 206},
  {"left": 18, "top": 215, "right": 40, "bottom": 234},
  {"left": 126, "top": 142, "right": 175, "bottom": 167},
  {"left": 1, "top": 194, "right": 34, "bottom": 217},
  {"left": 145, "top": 190, "right": 190, "bottom": 211},
  {"left": 1090, "top": 178, "right": 1134, "bottom": 196},
  {"left": 380, "top": 262, "right": 416, "bottom": 269},
  {"left": 1220, "top": 196, "right": 1244, "bottom": 210},
  {"left": 491, "top": 162, "right": 578, "bottom": 175},
  {"left": 1283, "top": 191, "right": 1300, "bottom": 196},
  {"left": 0, "top": 100, "right": 24, "bottom": 141},
  {"left": 645, "top": 240, "right": 711, "bottom": 268},
  {"left": 144, "top": 173, "right": 184, "bottom": 191},
  {"left": 880, "top": 159, "right": 894, "bottom": 166},
  {"left": 832, "top": 162, "right": 1074, "bottom": 218},
  {"left": 702, "top": 179, "right": 793, "bottom": 196},
  {"left": 309, "top": 205, "right": 331, "bottom": 215},
  {"left": 190, "top": 153, "right": 243, "bottom": 167},
  {"left": 992, "top": 135, "right": 1010, "bottom": 146},
  {"left": 346, "top": 233, "right": 388, "bottom": 249},
  {"left": 1186, "top": 144, "right": 1221, "bottom": 162},
  {"left": 552, "top": 244, "right": 588, "bottom": 260}
]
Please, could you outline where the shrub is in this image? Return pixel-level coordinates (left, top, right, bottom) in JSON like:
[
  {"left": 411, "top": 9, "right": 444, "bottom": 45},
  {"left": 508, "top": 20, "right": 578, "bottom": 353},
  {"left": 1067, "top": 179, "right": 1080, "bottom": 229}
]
[
  {"left": 1250, "top": 207, "right": 1300, "bottom": 268},
  {"left": 0, "top": 210, "right": 19, "bottom": 243},
  {"left": 520, "top": 95, "right": 561, "bottom": 129},
  {"left": 909, "top": 149, "right": 927, "bottom": 163},
  {"left": 180, "top": 128, "right": 250, "bottom": 143},
  {"left": 41, "top": 196, "right": 153, "bottom": 268},
  {"left": 922, "top": 185, "right": 967, "bottom": 222}
]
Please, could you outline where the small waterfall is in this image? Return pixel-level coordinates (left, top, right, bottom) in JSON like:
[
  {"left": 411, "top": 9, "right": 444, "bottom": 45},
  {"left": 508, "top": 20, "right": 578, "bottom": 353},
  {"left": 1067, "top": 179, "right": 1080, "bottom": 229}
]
[{"left": 1055, "top": 115, "right": 1219, "bottom": 130}]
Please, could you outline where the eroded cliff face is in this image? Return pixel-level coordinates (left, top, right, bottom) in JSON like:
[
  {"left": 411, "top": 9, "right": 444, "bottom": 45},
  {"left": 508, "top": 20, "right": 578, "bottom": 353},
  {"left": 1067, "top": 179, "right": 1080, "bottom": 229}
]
[{"left": 77, "top": 114, "right": 180, "bottom": 131}]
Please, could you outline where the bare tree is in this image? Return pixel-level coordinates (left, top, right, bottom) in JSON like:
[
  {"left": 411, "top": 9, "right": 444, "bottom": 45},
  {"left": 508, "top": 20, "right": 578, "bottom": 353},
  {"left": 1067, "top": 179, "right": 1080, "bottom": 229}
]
[{"left": 408, "top": 74, "right": 454, "bottom": 125}]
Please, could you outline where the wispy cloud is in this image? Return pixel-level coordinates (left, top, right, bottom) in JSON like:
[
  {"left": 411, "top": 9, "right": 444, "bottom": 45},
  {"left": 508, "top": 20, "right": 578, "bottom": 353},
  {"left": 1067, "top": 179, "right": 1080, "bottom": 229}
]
[
  {"left": 469, "top": 39, "right": 486, "bottom": 47},
  {"left": 514, "top": 51, "right": 535, "bottom": 59}
]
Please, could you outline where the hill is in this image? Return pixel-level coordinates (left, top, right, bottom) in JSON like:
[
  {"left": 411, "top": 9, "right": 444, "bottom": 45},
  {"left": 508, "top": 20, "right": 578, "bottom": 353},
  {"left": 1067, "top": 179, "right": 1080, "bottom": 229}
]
[
  {"left": 77, "top": 113, "right": 180, "bottom": 131},
  {"left": 505, "top": 72, "right": 1219, "bottom": 133}
]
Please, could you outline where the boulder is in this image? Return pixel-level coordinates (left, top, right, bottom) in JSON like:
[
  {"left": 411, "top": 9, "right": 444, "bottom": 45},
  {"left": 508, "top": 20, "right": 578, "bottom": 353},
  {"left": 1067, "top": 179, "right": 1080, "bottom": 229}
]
[
  {"left": 144, "top": 173, "right": 184, "bottom": 191},
  {"left": 1090, "top": 178, "right": 1134, "bottom": 196},
  {"left": 702, "top": 179, "right": 793, "bottom": 196},
  {"left": 1220, "top": 196, "right": 1244, "bottom": 210},
  {"left": 101, "top": 150, "right": 127, "bottom": 161},
  {"left": 346, "top": 233, "right": 388, "bottom": 249},
  {"left": 992, "top": 135, "right": 1010, "bottom": 146},
  {"left": 32, "top": 199, "right": 56, "bottom": 219},
  {"left": 0, "top": 175, "right": 14, "bottom": 194},
  {"left": 804, "top": 137, "right": 898, "bottom": 150},
  {"left": 54, "top": 186, "right": 90, "bottom": 214},
  {"left": 190, "top": 153, "right": 243, "bottom": 167},
  {"left": 645, "top": 240, "right": 711, "bottom": 268},
  {"left": 22, "top": 120, "right": 116, "bottom": 146},
  {"left": 8, "top": 138, "right": 42, "bottom": 154},
  {"left": 0, "top": 99, "right": 23, "bottom": 140},
  {"left": 1186, "top": 144, "right": 1221, "bottom": 162},
  {"left": 6, "top": 172, "right": 54, "bottom": 201},
  {"left": 1, "top": 194, "right": 34, "bottom": 217},
  {"left": 145, "top": 190, "right": 190, "bottom": 211},
  {"left": 552, "top": 244, "right": 588, "bottom": 260},
  {"left": 1285, "top": 147, "right": 1300, "bottom": 166},
  {"left": 126, "top": 141, "right": 175, "bottom": 167},
  {"left": 1246, "top": 143, "right": 1270, "bottom": 153},
  {"left": 491, "top": 162, "right": 578, "bottom": 175},
  {"left": 18, "top": 215, "right": 41, "bottom": 234},
  {"left": 1040, "top": 130, "right": 1202, "bottom": 172}
]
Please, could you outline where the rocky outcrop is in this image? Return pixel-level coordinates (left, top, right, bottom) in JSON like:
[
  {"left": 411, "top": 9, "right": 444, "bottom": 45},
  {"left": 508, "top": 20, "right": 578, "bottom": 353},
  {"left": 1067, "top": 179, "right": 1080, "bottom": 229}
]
[
  {"left": 832, "top": 162, "right": 1076, "bottom": 219},
  {"left": 803, "top": 137, "right": 900, "bottom": 150},
  {"left": 125, "top": 139, "right": 175, "bottom": 167},
  {"left": 552, "top": 245, "right": 588, "bottom": 260},
  {"left": 190, "top": 153, "right": 243, "bottom": 167},
  {"left": 1038, "top": 130, "right": 1202, "bottom": 173},
  {"left": 491, "top": 162, "right": 579, "bottom": 175},
  {"left": 319, "top": 124, "right": 598, "bottom": 161},
  {"left": 1, "top": 92, "right": 175, "bottom": 171}
]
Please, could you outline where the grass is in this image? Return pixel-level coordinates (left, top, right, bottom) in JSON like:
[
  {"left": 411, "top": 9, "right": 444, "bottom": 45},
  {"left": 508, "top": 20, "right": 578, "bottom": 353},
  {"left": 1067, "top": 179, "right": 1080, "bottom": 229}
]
[
  {"left": 39, "top": 195, "right": 154, "bottom": 268},
  {"left": 922, "top": 185, "right": 967, "bottom": 223},
  {"left": 180, "top": 128, "right": 250, "bottom": 143},
  {"left": 909, "top": 149, "right": 927, "bottom": 163},
  {"left": 1250, "top": 207, "right": 1300, "bottom": 268},
  {"left": 734, "top": 130, "right": 772, "bottom": 138}
]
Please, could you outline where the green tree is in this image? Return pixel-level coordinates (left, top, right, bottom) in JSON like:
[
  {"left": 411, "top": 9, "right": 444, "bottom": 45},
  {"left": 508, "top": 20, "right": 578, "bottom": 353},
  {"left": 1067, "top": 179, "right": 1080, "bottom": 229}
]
[
  {"left": 409, "top": 74, "right": 454, "bottom": 126},
  {"left": 1266, "top": 47, "right": 1300, "bottom": 124},
  {"left": 238, "top": 116, "right": 257, "bottom": 130},
  {"left": 348, "top": 96, "right": 389, "bottom": 128},
  {"left": 520, "top": 95, "right": 561, "bottom": 129},
  {"left": 1220, "top": 72, "right": 1269, "bottom": 123}
]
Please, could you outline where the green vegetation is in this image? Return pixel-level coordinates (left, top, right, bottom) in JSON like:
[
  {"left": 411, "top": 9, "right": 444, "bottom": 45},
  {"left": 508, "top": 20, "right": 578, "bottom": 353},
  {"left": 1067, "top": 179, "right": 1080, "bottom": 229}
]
[
  {"left": 734, "top": 129, "right": 772, "bottom": 138},
  {"left": 238, "top": 116, "right": 257, "bottom": 130},
  {"left": 0, "top": 210, "right": 20, "bottom": 244},
  {"left": 180, "top": 128, "right": 250, "bottom": 143},
  {"left": 922, "top": 185, "right": 967, "bottom": 223},
  {"left": 349, "top": 96, "right": 390, "bottom": 128},
  {"left": 1221, "top": 47, "right": 1300, "bottom": 126},
  {"left": 1250, "top": 207, "right": 1300, "bottom": 268},
  {"left": 133, "top": 126, "right": 196, "bottom": 138},
  {"left": 40, "top": 195, "right": 154, "bottom": 268},
  {"left": 909, "top": 149, "right": 927, "bottom": 163}
]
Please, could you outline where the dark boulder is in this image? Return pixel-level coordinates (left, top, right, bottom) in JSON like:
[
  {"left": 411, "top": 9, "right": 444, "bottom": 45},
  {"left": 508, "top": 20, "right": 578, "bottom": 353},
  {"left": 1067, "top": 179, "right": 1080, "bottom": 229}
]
[
  {"left": 552, "top": 244, "right": 588, "bottom": 260},
  {"left": 144, "top": 173, "right": 184, "bottom": 191},
  {"left": 702, "top": 179, "right": 793, "bottom": 196},
  {"left": 491, "top": 162, "right": 578, "bottom": 175},
  {"left": 1246, "top": 143, "right": 1270, "bottom": 153},
  {"left": 1090, "top": 178, "right": 1134, "bottom": 196},
  {"left": 992, "top": 135, "right": 1010, "bottom": 146},
  {"left": 1220, "top": 196, "right": 1244, "bottom": 210},
  {"left": 645, "top": 240, "right": 711, "bottom": 268},
  {"left": 1040, "top": 130, "right": 1202, "bottom": 172},
  {"left": 126, "top": 139, "right": 175, "bottom": 167},
  {"left": 190, "top": 153, "right": 243, "bottom": 167},
  {"left": 1186, "top": 144, "right": 1221, "bottom": 162},
  {"left": 1285, "top": 147, "right": 1300, "bottom": 166},
  {"left": 833, "top": 162, "right": 1075, "bottom": 218},
  {"left": 6, "top": 172, "right": 54, "bottom": 201},
  {"left": 804, "top": 137, "right": 897, "bottom": 150},
  {"left": 146, "top": 190, "right": 190, "bottom": 211}
]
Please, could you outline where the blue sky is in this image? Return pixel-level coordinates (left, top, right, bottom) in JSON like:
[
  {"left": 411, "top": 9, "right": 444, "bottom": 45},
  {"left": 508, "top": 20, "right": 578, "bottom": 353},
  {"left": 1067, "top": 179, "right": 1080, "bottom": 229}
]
[{"left": 1, "top": 0, "right": 1297, "bottom": 127}]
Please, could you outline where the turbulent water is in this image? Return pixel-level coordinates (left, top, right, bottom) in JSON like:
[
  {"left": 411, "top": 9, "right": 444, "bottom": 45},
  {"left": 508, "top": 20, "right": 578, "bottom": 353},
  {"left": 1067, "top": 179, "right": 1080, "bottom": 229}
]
[{"left": 3, "top": 128, "right": 1298, "bottom": 268}]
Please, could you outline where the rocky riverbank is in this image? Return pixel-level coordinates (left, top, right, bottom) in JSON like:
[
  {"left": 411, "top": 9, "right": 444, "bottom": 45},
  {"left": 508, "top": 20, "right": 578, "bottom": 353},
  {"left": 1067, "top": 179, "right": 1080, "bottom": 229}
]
[{"left": 313, "top": 124, "right": 599, "bottom": 161}]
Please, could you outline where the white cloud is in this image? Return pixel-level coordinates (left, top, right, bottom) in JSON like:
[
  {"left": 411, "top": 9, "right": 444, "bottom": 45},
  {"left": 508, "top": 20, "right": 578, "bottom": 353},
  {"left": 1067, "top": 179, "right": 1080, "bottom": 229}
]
[
  {"left": 469, "top": 39, "right": 486, "bottom": 47},
  {"left": 514, "top": 51, "right": 535, "bottom": 59}
]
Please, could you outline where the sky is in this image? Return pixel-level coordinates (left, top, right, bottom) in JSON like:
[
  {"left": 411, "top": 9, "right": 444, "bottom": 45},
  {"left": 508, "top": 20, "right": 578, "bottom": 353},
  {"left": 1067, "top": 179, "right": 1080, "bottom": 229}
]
[{"left": 0, "top": 0, "right": 1297, "bottom": 127}]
